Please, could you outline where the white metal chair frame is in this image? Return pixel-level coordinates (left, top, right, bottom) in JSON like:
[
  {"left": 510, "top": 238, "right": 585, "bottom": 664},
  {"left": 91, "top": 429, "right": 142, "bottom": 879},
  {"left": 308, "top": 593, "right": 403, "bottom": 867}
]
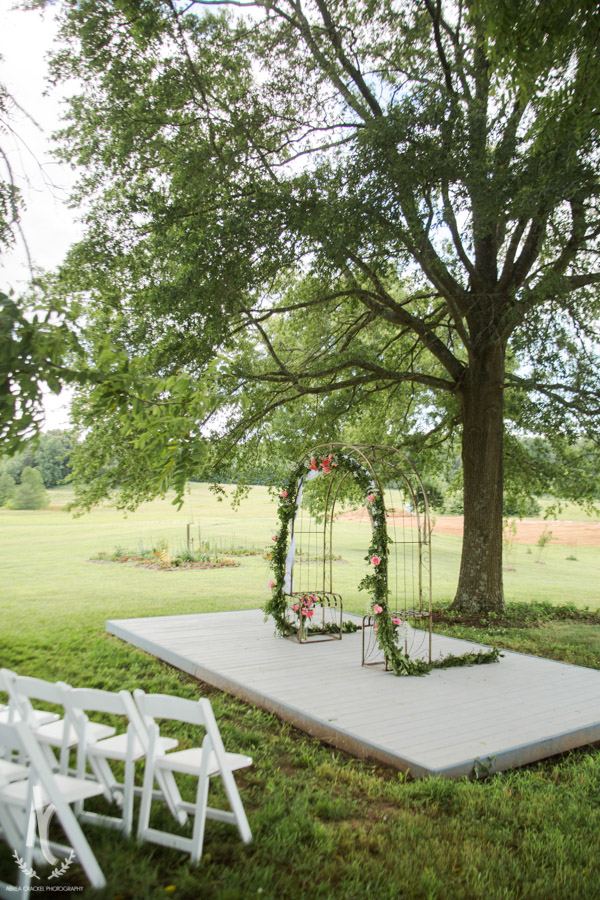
[
  {"left": 0, "top": 719, "right": 106, "bottom": 895},
  {"left": 134, "top": 690, "right": 253, "bottom": 864},
  {"left": 61, "top": 686, "right": 178, "bottom": 837}
]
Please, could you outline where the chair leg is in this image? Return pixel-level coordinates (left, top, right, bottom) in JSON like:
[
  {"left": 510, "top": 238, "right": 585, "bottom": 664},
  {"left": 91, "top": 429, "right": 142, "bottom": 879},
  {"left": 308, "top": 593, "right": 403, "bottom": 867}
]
[
  {"left": 137, "top": 754, "right": 154, "bottom": 842},
  {"left": 122, "top": 755, "right": 134, "bottom": 836},
  {"left": 39, "top": 741, "right": 60, "bottom": 773},
  {"left": 214, "top": 756, "right": 252, "bottom": 844},
  {"left": 88, "top": 756, "right": 120, "bottom": 804},
  {"left": 190, "top": 771, "right": 210, "bottom": 865},
  {"left": 16, "top": 783, "right": 38, "bottom": 892},
  {"left": 155, "top": 769, "right": 187, "bottom": 826}
]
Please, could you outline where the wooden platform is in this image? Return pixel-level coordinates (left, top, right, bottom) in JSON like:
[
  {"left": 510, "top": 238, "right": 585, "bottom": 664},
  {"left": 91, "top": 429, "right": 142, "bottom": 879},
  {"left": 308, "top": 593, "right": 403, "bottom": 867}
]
[{"left": 106, "top": 609, "right": 600, "bottom": 778}]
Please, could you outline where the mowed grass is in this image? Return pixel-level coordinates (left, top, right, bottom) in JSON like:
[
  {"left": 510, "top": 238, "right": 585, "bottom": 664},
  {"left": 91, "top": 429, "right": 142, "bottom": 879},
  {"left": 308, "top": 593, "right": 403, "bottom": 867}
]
[
  {"left": 1, "top": 484, "right": 600, "bottom": 898},
  {"left": 2, "top": 483, "right": 599, "bottom": 620}
]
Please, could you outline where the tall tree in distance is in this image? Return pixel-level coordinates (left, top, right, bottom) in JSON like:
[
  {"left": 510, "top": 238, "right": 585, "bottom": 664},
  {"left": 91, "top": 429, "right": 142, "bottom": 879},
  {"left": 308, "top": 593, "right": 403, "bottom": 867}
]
[{"left": 49, "top": 0, "right": 600, "bottom": 613}]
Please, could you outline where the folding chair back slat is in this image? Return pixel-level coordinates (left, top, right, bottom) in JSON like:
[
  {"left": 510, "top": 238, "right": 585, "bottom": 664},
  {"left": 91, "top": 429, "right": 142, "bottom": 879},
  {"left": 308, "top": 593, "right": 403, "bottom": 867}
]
[
  {"left": 135, "top": 692, "right": 211, "bottom": 728},
  {"left": 64, "top": 687, "right": 135, "bottom": 718},
  {"left": 10, "top": 675, "right": 67, "bottom": 708},
  {"left": 0, "top": 670, "right": 60, "bottom": 729}
]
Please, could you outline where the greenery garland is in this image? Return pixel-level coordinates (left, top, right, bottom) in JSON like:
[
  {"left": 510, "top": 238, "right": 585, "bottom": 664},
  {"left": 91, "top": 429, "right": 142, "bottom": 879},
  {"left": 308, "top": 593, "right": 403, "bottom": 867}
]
[{"left": 264, "top": 451, "right": 501, "bottom": 676}]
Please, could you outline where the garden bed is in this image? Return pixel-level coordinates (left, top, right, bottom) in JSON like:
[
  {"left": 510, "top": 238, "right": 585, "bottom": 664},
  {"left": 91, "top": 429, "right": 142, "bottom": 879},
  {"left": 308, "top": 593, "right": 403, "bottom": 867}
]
[{"left": 91, "top": 550, "right": 240, "bottom": 570}]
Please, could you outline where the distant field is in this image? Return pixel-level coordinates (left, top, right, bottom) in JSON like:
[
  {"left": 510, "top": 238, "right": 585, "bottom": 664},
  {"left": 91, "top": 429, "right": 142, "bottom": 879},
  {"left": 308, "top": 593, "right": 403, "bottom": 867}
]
[{"left": 2, "top": 483, "right": 599, "bottom": 616}]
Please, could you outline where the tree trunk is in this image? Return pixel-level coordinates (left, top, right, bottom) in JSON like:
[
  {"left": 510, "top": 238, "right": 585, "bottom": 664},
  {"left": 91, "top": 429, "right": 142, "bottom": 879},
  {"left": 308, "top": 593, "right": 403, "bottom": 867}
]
[{"left": 451, "top": 343, "right": 506, "bottom": 614}]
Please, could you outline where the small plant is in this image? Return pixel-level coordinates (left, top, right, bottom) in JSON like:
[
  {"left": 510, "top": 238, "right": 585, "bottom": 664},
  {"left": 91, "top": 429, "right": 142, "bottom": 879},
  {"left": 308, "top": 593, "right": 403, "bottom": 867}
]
[
  {"left": 535, "top": 526, "right": 553, "bottom": 563},
  {"left": 502, "top": 518, "right": 518, "bottom": 570}
]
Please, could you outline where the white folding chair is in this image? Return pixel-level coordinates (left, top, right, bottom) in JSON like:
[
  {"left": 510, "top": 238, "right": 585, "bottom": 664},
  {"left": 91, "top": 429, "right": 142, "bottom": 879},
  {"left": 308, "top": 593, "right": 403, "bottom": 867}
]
[
  {"left": 0, "top": 719, "right": 106, "bottom": 895},
  {"left": 7, "top": 675, "right": 115, "bottom": 775},
  {"left": 61, "top": 686, "right": 178, "bottom": 837},
  {"left": 134, "top": 690, "right": 252, "bottom": 863},
  {"left": 0, "top": 669, "right": 60, "bottom": 729}
]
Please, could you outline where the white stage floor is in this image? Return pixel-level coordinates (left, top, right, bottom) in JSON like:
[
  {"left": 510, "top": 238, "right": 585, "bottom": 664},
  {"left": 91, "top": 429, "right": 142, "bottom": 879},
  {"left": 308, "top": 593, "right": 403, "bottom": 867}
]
[{"left": 106, "top": 609, "right": 600, "bottom": 778}]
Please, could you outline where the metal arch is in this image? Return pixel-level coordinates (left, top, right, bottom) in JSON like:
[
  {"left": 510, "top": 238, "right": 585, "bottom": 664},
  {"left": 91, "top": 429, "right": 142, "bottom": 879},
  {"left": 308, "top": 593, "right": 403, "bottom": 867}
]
[{"left": 288, "top": 441, "right": 433, "bottom": 662}]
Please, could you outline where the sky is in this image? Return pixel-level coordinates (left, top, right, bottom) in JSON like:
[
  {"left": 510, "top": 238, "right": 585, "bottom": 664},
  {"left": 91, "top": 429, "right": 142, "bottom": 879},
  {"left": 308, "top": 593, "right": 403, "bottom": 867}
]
[{"left": 1, "top": 3, "right": 81, "bottom": 431}]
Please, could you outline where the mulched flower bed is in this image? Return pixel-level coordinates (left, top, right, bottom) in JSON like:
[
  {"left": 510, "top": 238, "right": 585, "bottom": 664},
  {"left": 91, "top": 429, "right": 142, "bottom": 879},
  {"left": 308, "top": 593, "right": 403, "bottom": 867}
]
[{"left": 90, "top": 553, "right": 240, "bottom": 571}]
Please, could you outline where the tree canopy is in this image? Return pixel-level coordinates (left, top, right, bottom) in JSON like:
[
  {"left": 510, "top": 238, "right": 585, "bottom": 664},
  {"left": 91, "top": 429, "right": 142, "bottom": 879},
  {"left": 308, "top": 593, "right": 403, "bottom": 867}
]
[{"left": 25, "top": 0, "right": 600, "bottom": 611}]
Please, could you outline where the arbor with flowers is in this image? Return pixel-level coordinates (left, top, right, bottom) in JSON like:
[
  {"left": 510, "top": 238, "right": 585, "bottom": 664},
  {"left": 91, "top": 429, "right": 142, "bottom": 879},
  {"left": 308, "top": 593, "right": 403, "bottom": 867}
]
[{"left": 265, "top": 443, "right": 500, "bottom": 676}]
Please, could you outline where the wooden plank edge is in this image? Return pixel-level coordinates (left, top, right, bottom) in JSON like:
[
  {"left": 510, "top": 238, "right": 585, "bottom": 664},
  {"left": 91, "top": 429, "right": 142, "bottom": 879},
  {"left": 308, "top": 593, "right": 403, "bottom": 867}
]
[{"left": 428, "top": 724, "right": 600, "bottom": 779}]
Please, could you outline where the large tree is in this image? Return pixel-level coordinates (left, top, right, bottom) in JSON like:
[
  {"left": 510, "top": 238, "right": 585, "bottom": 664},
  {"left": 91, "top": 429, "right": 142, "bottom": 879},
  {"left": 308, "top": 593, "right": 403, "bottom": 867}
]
[
  {"left": 46, "top": 0, "right": 600, "bottom": 613},
  {"left": 0, "top": 70, "right": 79, "bottom": 452}
]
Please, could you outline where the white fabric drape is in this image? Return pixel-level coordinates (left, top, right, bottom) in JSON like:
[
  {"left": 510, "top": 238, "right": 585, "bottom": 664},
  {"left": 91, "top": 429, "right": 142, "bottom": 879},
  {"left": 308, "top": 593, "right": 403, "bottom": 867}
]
[
  {"left": 283, "top": 463, "right": 379, "bottom": 594},
  {"left": 283, "top": 468, "right": 321, "bottom": 593}
]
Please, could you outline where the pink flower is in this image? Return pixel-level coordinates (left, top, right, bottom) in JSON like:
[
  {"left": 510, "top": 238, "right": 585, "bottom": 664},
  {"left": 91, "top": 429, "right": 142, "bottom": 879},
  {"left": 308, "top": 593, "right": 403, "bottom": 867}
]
[
  {"left": 309, "top": 594, "right": 317, "bottom": 602},
  {"left": 309, "top": 458, "right": 319, "bottom": 470},
  {"left": 292, "top": 604, "right": 299, "bottom": 611},
  {"left": 271, "top": 535, "right": 277, "bottom": 542},
  {"left": 268, "top": 581, "right": 275, "bottom": 588},
  {"left": 320, "top": 454, "right": 334, "bottom": 474},
  {"left": 393, "top": 617, "right": 402, "bottom": 625},
  {"left": 371, "top": 555, "right": 381, "bottom": 566},
  {"left": 305, "top": 609, "right": 314, "bottom": 618},
  {"left": 280, "top": 490, "right": 288, "bottom": 498},
  {"left": 367, "top": 493, "right": 375, "bottom": 503},
  {"left": 374, "top": 604, "right": 383, "bottom": 615},
  {"left": 374, "top": 623, "right": 379, "bottom": 632}
]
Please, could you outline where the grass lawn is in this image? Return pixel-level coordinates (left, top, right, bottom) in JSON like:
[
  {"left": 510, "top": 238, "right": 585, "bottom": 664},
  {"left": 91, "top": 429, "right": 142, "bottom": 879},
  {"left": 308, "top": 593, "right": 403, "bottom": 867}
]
[{"left": 1, "top": 484, "right": 600, "bottom": 898}]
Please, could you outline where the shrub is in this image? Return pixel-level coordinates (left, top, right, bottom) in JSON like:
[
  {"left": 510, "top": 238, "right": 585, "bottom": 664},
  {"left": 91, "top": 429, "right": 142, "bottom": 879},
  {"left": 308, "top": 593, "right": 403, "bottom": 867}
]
[
  {"left": 0, "top": 472, "right": 16, "bottom": 506},
  {"left": 503, "top": 495, "right": 542, "bottom": 517},
  {"left": 12, "top": 467, "right": 49, "bottom": 510}
]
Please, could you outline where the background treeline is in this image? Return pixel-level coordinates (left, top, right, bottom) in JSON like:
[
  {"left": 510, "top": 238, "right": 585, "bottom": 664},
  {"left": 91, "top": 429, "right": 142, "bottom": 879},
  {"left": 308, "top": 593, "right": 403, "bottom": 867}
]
[
  {"left": 1, "top": 429, "right": 597, "bottom": 517},
  {"left": 0, "top": 430, "right": 74, "bottom": 509}
]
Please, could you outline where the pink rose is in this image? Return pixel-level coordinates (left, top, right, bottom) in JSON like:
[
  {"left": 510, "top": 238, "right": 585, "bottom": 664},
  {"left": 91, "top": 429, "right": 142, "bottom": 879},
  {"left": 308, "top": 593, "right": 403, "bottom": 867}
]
[
  {"left": 309, "top": 458, "right": 319, "bottom": 470},
  {"left": 268, "top": 581, "right": 275, "bottom": 588},
  {"left": 393, "top": 617, "right": 402, "bottom": 625},
  {"left": 292, "top": 604, "right": 299, "bottom": 611},
  {"left": 271, "top": 535, "right": 277, "bottom": 542},
  {"left": 306, "top": 609, "right": 314, "bottom": 618},
  {"left": 367, "top": 493, "right": 375, "bottom": 503},
  {"left": 374, "top": 623, "right": 379, "bottom": 632},
  {"left": 371, "top": 555, "right": 381, "bottom": 566},
  {"left": 281, "top": 490, "right": 288, "bottom": 498},
  {"left": 374, "top": 604, "right": 383, "bottom": 615}
]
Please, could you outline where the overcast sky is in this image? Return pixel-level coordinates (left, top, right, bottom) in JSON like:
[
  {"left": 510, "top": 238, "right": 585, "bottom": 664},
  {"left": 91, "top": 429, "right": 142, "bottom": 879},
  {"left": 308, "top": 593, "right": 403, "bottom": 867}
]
[{"left": 1, "top": 3, "right": 81, "bottom": 430}]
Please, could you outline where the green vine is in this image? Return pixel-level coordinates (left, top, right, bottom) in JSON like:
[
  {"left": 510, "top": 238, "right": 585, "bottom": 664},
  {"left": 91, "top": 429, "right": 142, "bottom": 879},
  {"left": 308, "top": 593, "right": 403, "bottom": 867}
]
[{"left": 264, "top": 451, "right": 501, "bottom": 676}]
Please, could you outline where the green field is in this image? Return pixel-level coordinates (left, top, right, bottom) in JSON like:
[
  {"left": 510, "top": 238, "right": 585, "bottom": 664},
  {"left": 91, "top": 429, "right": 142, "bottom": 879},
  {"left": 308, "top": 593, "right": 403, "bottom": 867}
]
[
  {"left": 2, "top": 484, "right": 598, "bottom": 624},
  {"left": 1, "top": 484, "right": 600, "bottom": 898}
]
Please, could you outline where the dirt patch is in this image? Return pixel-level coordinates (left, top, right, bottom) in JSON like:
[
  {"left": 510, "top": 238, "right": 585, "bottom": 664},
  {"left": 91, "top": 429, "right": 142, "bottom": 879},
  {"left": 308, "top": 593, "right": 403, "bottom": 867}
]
[
  {"left": 433, "top": 516, "right": 600, "bottom": 546},
  {"left": 337, "top": 508, "right": 600, "bottom": 546}
]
